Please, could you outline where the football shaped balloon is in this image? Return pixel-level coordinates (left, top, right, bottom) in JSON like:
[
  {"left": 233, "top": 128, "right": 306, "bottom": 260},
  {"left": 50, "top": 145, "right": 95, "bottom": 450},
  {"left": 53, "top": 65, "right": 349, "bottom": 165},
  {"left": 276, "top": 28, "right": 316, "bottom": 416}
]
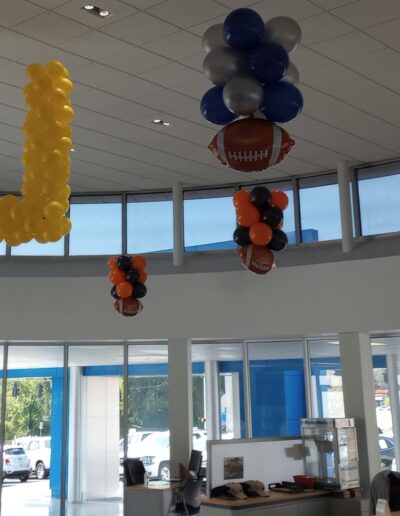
[
  {"left": 114, "top": 297, "right": 143, "bottom": 317},
  {"left": 209, "top": 118, "right": 295, "bottom": 172},
  {"left": 238, "top": 244, "right": 276, "bottom": 275}
]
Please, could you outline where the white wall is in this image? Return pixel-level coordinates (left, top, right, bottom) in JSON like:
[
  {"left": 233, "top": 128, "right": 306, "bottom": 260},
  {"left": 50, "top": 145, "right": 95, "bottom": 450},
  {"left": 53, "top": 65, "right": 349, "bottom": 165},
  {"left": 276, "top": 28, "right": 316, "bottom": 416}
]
[{"left": 1, "top": 255, "right": 399, "bottom": 340}]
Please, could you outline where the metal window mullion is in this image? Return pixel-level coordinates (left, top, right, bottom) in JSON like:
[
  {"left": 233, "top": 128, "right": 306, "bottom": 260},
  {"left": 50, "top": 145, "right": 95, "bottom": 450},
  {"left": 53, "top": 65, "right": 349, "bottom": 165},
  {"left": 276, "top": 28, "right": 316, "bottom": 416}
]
[
  {"left": 352, "top": 167, "right": 362, "bottom": 238},
  {"left": 0, "top": 344, "right": 9, "bottom": 514},
  {"left": 64, "top": 206, "right": 71, "bottom": 257},
  {"left": 303, "top": 339, "right": 313, "bottom": 418},
  {"left": 123, "top": 342, "right": 129, "bottom": 462},
  {"left": 122, "top": 193, "right": 127, "bottom": 255},
  {"left": 60, "top": 343, "right": 69, "bottom": 516},
  {"left": 292, "top": 177, "right": 301, "bottom": 245},
  {"left": 242, "top": 341, "right": 252, "bottom": 438}
]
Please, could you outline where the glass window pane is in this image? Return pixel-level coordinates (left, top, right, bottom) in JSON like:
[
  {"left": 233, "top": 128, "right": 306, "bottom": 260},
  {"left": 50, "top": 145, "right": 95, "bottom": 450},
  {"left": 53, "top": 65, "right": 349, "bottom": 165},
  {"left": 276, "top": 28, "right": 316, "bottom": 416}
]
[
  {"left": 184, "top": 188, "right": 236, "bottom": 251},
  {"left": 69, "top": 196, "right": 122, "bottom": 255},
  {"left": 248, "top": 340, "right": 305, "bottom": 436},
  {"left": 0, "top": 241, "right": 6, "bottom": 255},
  {"left": 12, "top": 239, "right": 64, "bottom": 256},
  {"left": 358, "top": 164, "right": 400, "bottom": 235},
  {"left": 128, "top": 343, "right": 169, "bottom": 480},
  {"left": 299, "top": 175, "right": 341, "bottom": 242},
  {"left": 127, "top": 193, "right": 172, "bottom": 254},
  {"left": 308, "top": 338, "right": 344, "bottom": 418},
  {"left": 242, "top": 181, "right": 295, "bottom": 244}
]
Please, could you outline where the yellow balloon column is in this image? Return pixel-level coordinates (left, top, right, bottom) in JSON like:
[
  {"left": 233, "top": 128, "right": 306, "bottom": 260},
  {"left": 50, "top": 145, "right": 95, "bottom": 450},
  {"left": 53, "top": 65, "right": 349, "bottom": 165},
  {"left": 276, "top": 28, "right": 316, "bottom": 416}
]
[{"left": 0, "top": 61, "right": 74, "bottom": 246}]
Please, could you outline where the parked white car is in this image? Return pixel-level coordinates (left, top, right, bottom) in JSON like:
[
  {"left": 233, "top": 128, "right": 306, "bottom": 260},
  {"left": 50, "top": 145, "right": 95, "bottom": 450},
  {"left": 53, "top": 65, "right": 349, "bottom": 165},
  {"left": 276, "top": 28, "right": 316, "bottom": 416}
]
[
  {"left": 16, "top": 436, "right": 51, "bottom": 480},
  {"left": 3, "top": 446, "right": 31, "bottom": 482}
]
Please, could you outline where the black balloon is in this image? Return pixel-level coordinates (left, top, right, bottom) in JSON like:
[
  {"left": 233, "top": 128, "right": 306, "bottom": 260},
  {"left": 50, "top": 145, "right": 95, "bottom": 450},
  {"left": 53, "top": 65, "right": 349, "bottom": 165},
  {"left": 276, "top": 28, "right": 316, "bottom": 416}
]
[
  {"left": 260, "top": 206, "right": 283, "bottom": 227},
  {"left": 249, "top": 186, "right": 271, "bottom": 209},
  {"left": 117, "top": 255, "right": 132, "bottom": 271},
  {"left": 125, "top": 268, "right": 140, "bottom": 284},
  {"left": 111, "top": 285, "right": 120, "bottom": 299},
  {"left": 267, "top": 229, "right": 288, "bottom": 251},
  {"left": 134, "top": 283, "right": 147, "bottom": 299},
  {"left": 233, "top": 226, "right": 251, "bottom": 246}
]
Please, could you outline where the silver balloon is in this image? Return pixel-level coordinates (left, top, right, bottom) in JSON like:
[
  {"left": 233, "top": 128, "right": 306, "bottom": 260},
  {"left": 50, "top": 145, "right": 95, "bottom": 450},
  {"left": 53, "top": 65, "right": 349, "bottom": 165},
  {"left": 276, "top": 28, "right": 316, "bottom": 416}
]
[
  {"left": 265, "top": 16, "right": 302, "bottom": 54},
  {"left": 223, "top": 75, "right": 263, "bottom": 116},
  {"left": 284, "top": 62, "right": 300, "bottom": 85},
  {"left": 202, "top": 24, "right": 226, "bottom": 54},
  {"left": 203, "top": 47, "right": 249, "bottom": 86}
]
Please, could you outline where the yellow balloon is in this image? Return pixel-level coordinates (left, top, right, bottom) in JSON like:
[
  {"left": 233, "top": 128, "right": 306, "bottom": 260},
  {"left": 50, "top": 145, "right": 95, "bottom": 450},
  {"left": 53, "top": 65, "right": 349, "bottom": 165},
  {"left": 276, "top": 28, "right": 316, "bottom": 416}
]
[
  {"left": 56, "top": 105, "right": 74, "bottom": 124},
  {"left": 60, "top": 217, "right": 72, "bottom": 235},
  {"left": 26, "top": 63, "right": 45, "bottom": 82},
  {"left": 47, "top": 60, "right": 69, "bottom": 79},
  {"left": 55, "top": 77, "right": 73, "bottom": 95},
  {"left": 44, "top": 201, "right": 65, "bottom": 219}
]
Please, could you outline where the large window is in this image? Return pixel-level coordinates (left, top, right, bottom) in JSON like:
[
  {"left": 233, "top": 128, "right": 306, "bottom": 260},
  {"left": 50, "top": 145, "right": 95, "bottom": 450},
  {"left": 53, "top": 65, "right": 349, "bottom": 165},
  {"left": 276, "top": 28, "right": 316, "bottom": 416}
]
[
  {"left": 69, "top": 196, "right": 122, "bottom": 255},
  {"left": 127, "top": 193, "right": 173, "bottom": 254},
  {"left": 357, "top": 163, "right": 400, "bottom": 236},
  {"left": 0, "top": 241, "right": 6, "bottom": 255},
  {"left": 184, "top": 188, "right": 236, "bottom": 251},
  {"left": 11, "top": 239, "right": 64, "bottom": 256},
  {"left": 299, "top": 175, "right": 341, "bottom": 242}
]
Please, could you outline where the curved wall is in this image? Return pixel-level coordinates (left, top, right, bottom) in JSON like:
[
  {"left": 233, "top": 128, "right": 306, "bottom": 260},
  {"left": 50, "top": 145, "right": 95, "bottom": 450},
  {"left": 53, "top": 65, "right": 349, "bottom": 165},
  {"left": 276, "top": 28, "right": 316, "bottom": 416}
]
[{"left": 0, "top": 253, "right": 399, "bottom": 341}]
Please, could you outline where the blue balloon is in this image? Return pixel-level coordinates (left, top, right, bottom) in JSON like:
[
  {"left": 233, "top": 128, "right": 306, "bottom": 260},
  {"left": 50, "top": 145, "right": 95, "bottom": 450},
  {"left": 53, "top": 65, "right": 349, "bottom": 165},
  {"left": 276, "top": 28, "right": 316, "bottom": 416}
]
[
  {"left": 200, "top": 86, "right": 237, "bottom": 125},
  {"left": 223, "top": 8, "right": 264, "bottom": 52},
  {"left": 260, "top": 82, "right": 303, "bottom": 123},
  {"left": 249, "top": 41, "right": 289, "bottom": 84}
]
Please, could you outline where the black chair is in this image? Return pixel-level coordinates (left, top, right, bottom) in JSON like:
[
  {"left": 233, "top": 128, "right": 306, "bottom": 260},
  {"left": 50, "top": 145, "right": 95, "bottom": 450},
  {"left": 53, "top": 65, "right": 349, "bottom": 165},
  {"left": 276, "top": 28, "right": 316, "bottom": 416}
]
[
  {"left": 123, "top": 458, "right": 146, "bottom": 486},
  {"left": 171, "top": 477, "right": 203, "bottom": 515},
  {"left": 188, "top": 449, "right": 203, "bottom": 478}
]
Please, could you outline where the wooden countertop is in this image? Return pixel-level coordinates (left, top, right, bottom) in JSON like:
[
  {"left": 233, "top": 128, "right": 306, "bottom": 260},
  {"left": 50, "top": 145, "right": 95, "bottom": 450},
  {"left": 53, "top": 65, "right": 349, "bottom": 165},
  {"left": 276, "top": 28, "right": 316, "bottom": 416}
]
[
  {"left": 201, "top": 489, "right": 330, "bottom": 509},
  {"left": 125, "top": 480, "right": 182, "bottom": 492}
]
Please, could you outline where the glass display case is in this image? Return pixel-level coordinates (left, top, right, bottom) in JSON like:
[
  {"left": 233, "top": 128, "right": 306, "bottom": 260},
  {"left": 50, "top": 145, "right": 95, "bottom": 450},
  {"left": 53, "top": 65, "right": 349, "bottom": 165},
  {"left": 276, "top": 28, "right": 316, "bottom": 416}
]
[{"left": 301, "top": 417, "right": 360, "bottom": 490}]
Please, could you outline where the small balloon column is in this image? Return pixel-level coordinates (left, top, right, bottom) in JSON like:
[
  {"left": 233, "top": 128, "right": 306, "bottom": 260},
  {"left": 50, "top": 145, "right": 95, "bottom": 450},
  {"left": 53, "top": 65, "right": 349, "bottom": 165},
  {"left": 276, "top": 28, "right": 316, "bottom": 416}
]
[
  {"left": 108, "top": 255, "right": 148, "bottom": 317},
  {"left": 233, "top": 186, "right": 289, "bottom": 274},
  {"left": 0, "top": 61, "right": 73, "bottom": 246},
  {"left": 200, "top": 9, "right": 303, "bottom": 173}
]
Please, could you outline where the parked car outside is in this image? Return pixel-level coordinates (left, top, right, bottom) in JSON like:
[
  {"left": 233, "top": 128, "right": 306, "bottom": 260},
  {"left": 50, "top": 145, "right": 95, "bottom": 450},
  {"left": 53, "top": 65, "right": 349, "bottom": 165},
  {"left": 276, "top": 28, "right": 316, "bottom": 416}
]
[
  {"left": 379, "top": 435, "right": 395, "bottom": 469},
  {"left": 3, "top": 446, "right": 31, "bottom": 482},
  {"left": 15, "top": 436, "right": 51, "bottom": 479}
]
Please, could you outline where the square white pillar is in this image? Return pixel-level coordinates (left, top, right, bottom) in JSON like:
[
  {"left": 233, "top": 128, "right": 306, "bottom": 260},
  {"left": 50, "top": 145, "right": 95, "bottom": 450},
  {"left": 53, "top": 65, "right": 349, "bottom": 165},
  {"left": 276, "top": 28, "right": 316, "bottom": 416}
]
[
  {"left": 339, "top": 332, "right": 380, "bottom": 491},
  {"left": 168, "top": 338, "right": 193, "bottom": 477}
]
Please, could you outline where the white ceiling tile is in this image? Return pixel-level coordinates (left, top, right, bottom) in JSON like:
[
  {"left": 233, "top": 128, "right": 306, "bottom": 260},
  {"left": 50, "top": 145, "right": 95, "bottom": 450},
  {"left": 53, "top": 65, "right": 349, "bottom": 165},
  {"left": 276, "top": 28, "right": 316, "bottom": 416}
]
[
  {"left": 102, "top": 76, "right": 162, "bottom": 100},
  {"left": 368, "top": 18, "right": 400, "bottom": 47},
  {"left": 373, "top": 66, "right": 400, "bottom": 93},
  {"left": 291, "top": 47, "right": 332, "bottom": 72},
  {"left": 188, "top": 16, "right": 226, "bottom": 37},
  {"left": 311, "top": 31, "right": 385, "bottom": 60},
  {"left": 173, "top": 77, "right": 212, "bottom": 100},
  {"left": 139, "top": 62, "right": 203, "bottom": 87},
  {"left": 0, "top": 123, "right": 24, "bottom": 144},
  {"left": 300, "top": 13, "right": 353, "bottom": 45},
  {"left": 143, "top": 31, "right": 201, "bottom": 60},
  {"left": 14, "top": 12, "right": 91, "bottom": 45},
  {"left": 20, "top": 46, "right": 91, "bottom": 70},
  {"left": 251, "top": 0, "right": 322, "bottom": 21},
  {"left": 291, "top": 139, "right": 349, "bottom": 168},
  {"left": 147, "top": 0, "right": 228, "bottom": 28},
  {"left": 0, "top": 62, "right": 26, "bottom": 87},
  {"left": 215, "top": 0, "right": 262, "bottom": 8},
  {"left": 311, "top": 0, "right": 359, "bottom": 8},
  {"left": 60, "top": 30, "right": 132, "bottom": 60},
  {"left": 0, "top": 31, "right": 47, "bottom": 60},
  {"left": 138, "top": 90, "right": 197, "bottom": 111},
  {"left": 179, "top": 52, "right": 204, "bottom": 72},
  {"left": 0, "top": 139, "right": 22, "bottom": 158},
  {"left": 72, "top": 89, "right": 122, "bottom": 111},
  {"left": 0, "top": 84, "right": 25, "bottom": 110},
  {"left": 102, "top": 12, "right": 178, "bottom": 45},
  {"left": 72, "top": 63, "right": 129, "bottom": 87},
  {"left": 333, "top": 0, "right": 400, "bottom": 28},
  {"left": 0, "top": 0, "right": 45, "bottom": 27},
  {"left": 101, "top": 47, "right": 171, "bottom": 75},
  {"left": 101, "top": 101, "right": 160, "bottom": 123},
  {"left": 27, "top": 0, "right": 67, "bottom": 8},
  {"left": 120, "top": 0, "right": 168, "bottom": 8},
  {"left": 343, "top": 48, "right": 400, "bottom": 75},
  {"left": 350, "top": 90, "right": 400, "bottom": 125},
  {"left": 55, "top": 0, "right": 138, "bottom": 29}
]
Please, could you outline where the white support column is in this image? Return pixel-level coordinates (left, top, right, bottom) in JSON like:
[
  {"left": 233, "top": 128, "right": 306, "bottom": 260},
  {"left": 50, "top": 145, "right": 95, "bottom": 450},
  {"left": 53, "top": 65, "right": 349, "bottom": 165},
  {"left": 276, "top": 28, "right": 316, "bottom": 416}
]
[
  {"left": 204, "top": 361, "right": 220, "bottom": 440},
  {"left": 172, "top": 183, "right": 184, "bottom": 266},
  {"left": 337, "top": 160, "right": 354, "bottom": 253},
  {"left": 68, "top": 366, "right": 82, "bottom": 503},
  {"left": 339, "top": 332, "right": 380, "bottom": 491},
  {"left": 168, "top": 338, "right": 192, "bottom": 477},
  {"left": 386, "top": 353, "right": 400, "bottom": 468}
]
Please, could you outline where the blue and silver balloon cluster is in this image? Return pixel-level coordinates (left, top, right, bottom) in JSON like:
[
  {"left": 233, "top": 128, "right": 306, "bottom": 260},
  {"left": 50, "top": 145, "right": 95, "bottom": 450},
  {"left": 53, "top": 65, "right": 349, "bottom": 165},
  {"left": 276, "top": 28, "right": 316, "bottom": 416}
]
[{"left": 200, "top": 8, "right": 304, "bottom": 125}]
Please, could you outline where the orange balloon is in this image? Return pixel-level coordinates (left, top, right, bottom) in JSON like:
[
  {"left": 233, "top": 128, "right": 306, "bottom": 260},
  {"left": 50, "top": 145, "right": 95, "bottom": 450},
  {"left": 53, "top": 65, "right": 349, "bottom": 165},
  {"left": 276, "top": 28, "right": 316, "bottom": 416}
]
[
  {"left": 109, "top": 269, "right": 126, "bottom": 285},
  {"left": 116, "top": 281, "right": 133, "bottom": 299},
  {"left": 236, "top": 204, "right": 260, "bottom": 227},
  {"left": 233, "top": 190, "right": 250, "bottom": 208},
  {"left": 139, "top": 270, "right": 148, "bottom": 283},
  {"left": 132, "top": 255, "right": 147, "bottom": 269},
  {"left": 249, "top": 222, "right": 273, "bottom": 246},
  {"left": 107, "top": 256, "right": 118, "bottom": 270},
  {"left": 270, "top": 190, "right": 289, "bottom": 211}
]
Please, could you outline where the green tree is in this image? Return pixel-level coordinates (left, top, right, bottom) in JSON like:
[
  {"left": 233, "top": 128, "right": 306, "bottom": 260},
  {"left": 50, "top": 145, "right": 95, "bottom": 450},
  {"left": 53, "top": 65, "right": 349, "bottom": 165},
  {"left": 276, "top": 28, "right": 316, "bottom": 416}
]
[{"left": 5, "top": 378, "right": 51, "bottom": 441}]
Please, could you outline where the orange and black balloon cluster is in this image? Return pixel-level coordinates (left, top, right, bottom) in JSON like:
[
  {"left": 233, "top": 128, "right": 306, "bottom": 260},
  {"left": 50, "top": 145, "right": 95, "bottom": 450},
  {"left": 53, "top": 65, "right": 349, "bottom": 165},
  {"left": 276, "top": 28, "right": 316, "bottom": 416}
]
[
  {"left": 233, "top": 186, "right": 289, "bottom": 274},
  {"left": 108, "top": 255, "right": 147, "bottom": 317}
]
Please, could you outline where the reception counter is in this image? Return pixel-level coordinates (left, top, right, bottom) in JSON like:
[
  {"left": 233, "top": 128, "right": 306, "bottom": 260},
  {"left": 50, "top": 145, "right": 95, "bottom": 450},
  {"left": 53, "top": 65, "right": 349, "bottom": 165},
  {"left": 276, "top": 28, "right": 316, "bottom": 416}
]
[{"left": 124, "top": 481, "right": 180, "bottom": 516}]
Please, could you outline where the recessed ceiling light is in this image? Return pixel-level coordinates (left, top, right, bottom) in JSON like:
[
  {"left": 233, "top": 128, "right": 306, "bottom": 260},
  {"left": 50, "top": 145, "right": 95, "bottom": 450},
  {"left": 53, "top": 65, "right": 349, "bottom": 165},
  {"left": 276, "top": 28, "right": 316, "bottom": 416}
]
[
  {"left": 81, "top": 5, "right": 111, "bottom": 18},
  {"left": 152, "top": 119, "right": 171, "bottom": 127},
  {"left": 71, "top": 148, "right": 76, "bottom": 152},
  {"left": 162, "top": 122, "right": 171, "bottom": 127},
  {"left": 153, "top": 119, "right": 161, "bottom": 124}
]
